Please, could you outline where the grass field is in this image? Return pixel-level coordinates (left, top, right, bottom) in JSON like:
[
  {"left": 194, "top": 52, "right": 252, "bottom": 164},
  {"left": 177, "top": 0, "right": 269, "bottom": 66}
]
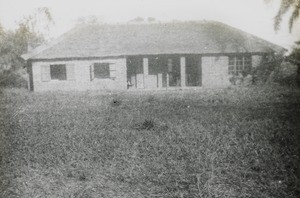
[{"left": 0, "top": 86, "right": 299, "bottom": 198}]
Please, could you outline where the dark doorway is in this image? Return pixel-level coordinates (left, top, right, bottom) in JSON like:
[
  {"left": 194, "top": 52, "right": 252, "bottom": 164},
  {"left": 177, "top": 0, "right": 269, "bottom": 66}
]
[
  {"left": 148, "top": 55, "right": 180, "bottom": 87},
  {"left": 186, "top": 55, "right": 202, "bottom": 86},
  {"left": 127, "top": 56, "right": 143, "bottom": 88},
  {"left": 126, "top": 55, "right": 184, "bottom": 89},
  {"left": 167, "top": 57, "right": 180, "bottom": 86}
]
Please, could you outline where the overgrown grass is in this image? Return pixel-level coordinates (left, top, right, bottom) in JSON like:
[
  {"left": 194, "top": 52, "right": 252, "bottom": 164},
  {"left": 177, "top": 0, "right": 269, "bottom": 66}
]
[{"left": 0, "top": 86, "right": 299, "bottom": 197}]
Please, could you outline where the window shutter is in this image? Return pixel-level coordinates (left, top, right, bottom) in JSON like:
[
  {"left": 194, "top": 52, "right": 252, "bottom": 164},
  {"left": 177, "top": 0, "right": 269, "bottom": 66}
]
[
  {"left": 66, "top": 64, "right": 76, "bottom": 81},
  {"left": 41, "top": 65, "right": 50, "bottom": 82},
  {"left": 90, "top": 64, "right": 94, "bottom": 81},
  {"left": 110, "top": 64, "right": 116, "bottom": 78}
]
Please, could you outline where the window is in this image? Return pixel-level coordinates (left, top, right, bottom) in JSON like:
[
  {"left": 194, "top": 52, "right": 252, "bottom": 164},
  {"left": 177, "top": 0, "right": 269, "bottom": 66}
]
[
  {"left": 228, "top": 55, "right": 251, "bottom": 75},
  {"left": 41, "top": 64, "right": 75, "bottom": 82},
  {"left": 50, "top": 64, "right": 67, "bottom": 80},
  {"left": 94, "top": 63, "right": 110, "bottom": 78},
  {"left": 90, "top": 63, "right": 116, "bottom": 81}
]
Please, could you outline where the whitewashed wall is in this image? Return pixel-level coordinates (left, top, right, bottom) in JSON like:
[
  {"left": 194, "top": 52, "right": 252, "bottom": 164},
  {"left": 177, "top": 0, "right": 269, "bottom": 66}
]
[
  {"left": 252, "top": 55, "right": 263, "bottom": 68},
  {"left": 201, "top": 56, "right": 230, "bottom": 88},
  {"left": 32, "top": 58, "right": 127, "bottom": 92}
]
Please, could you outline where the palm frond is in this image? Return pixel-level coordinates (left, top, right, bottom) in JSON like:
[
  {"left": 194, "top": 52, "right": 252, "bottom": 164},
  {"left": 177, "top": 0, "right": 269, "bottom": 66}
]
[
  {"left": 289, "top": 1, "right": 300, "bottom": 32},
  {"left": 274, "top": 0, "right": 295, "bottom": 31}
]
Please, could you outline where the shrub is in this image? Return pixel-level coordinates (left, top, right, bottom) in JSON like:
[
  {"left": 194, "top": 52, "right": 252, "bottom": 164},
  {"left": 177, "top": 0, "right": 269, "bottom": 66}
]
[
  {"left": 0, "top": 69, "right": 28, "bottom": 88},
  {"left": 251, "top": 55, "right": 283, "bottom": 85},
  {"left": 273, "top": 61, "right": 299, "bottom": 87}
]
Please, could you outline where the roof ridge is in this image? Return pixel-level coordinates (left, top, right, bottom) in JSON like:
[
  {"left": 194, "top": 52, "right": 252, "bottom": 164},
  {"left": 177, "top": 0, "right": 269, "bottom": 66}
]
[
  {"left": 21, "top": 20, "right": 286, "bottom": 60},
  {"left": 78, "top": 20, "right": 217, "bottom": 27},
  {"left": 22, "top": 20, "right": 219, "bottom": 60}
]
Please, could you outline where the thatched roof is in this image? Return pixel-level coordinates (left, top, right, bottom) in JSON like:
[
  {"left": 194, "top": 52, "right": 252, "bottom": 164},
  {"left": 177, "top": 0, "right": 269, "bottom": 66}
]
[{"left": 22, "top": 21, "right": 286, "bottom": 60}]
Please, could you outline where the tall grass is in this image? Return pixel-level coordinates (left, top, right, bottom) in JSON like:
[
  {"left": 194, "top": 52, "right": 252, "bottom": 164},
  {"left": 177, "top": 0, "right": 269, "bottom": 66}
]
[{"left": 0, "top": 86, "right": 299, "bottom": 197}]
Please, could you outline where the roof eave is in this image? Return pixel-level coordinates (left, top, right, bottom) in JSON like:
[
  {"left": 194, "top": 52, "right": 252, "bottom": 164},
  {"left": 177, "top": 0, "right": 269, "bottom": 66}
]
[{"left": 21, "top": 53, "right": 32, "bottom": 61}]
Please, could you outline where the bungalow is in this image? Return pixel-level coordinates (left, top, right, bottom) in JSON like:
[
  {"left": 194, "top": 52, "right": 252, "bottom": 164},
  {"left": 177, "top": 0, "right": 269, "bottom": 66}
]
[{"left": 21, "top": 21, "right": 286, "bottom": 91}]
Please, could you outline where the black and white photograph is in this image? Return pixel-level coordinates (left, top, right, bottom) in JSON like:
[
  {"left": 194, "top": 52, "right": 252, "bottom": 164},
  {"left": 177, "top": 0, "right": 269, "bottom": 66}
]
[{"left": 0, "top": 0, "right": 299, "bottom": 197}]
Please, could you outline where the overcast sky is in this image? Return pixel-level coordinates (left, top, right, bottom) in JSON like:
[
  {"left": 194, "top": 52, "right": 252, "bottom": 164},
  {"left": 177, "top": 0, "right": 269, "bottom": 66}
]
[{"left": 0, "top": 0, "right": 299, "bottom": 50}]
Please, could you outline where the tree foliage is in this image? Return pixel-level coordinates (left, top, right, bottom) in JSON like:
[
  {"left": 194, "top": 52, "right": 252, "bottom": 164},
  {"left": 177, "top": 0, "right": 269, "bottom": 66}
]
[
  {"left": 289, "top": 41, "right": 300, "bottom": 58},
  {"left": 286, "top": 42, "right": 300, "bottom": 86},
  {"left": 0, "top": 7, "right": 53, "bottom": 71},
  {"left": 76, "top": 16, "right": 104, "bottom": 25}
]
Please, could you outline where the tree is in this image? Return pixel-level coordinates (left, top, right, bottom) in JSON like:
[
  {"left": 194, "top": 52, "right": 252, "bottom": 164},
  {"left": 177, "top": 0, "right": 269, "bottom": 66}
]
[
  {"left": 281, "top": 41, "right": 300, "bottom": 86},
  {"left": 0, "top": 7, "right": 53, "bottom": 71},
  {"left": 76, "top": 15, "right": 104, "bottom": 25},
  {"left": 0, "top": 23, "right": 3, "bottom": 36},
  {"left": 266, "top": 1, "right": 300, "bottom": 85},
  {"left": 129, "top": 17, "right": 145, "bottom": 23},
  {"left": 16, "top": 7, "right": 54, "bottom": 51}
]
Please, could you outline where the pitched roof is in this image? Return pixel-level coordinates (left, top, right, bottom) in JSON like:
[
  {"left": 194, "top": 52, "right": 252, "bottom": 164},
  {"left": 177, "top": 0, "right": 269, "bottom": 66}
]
[{"left": 22, "top": 21, "right": 286, "bottom": 60}]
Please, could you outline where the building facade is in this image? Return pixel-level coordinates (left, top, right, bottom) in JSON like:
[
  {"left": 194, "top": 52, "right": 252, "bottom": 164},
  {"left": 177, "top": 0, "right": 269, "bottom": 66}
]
[{"left": 22, "top": 21, "right": 285, "bottom": 91}]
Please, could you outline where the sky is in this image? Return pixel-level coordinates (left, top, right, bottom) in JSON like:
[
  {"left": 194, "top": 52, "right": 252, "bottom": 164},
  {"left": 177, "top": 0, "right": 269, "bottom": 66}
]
[{"left": 0, "top": 0, "right": 299, "bottom": 51}]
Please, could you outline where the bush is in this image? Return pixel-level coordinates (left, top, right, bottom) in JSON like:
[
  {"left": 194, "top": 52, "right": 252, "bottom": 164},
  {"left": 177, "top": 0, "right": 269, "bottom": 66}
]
[
  {"left": 272, "top": 61, "right": 299, "bottom": 87},
  {"left": 0, "top": 70, "right": 28, "bottom": 88},
  {"left": 251, "top": 55, "right": 283, "bottom": 85}
]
